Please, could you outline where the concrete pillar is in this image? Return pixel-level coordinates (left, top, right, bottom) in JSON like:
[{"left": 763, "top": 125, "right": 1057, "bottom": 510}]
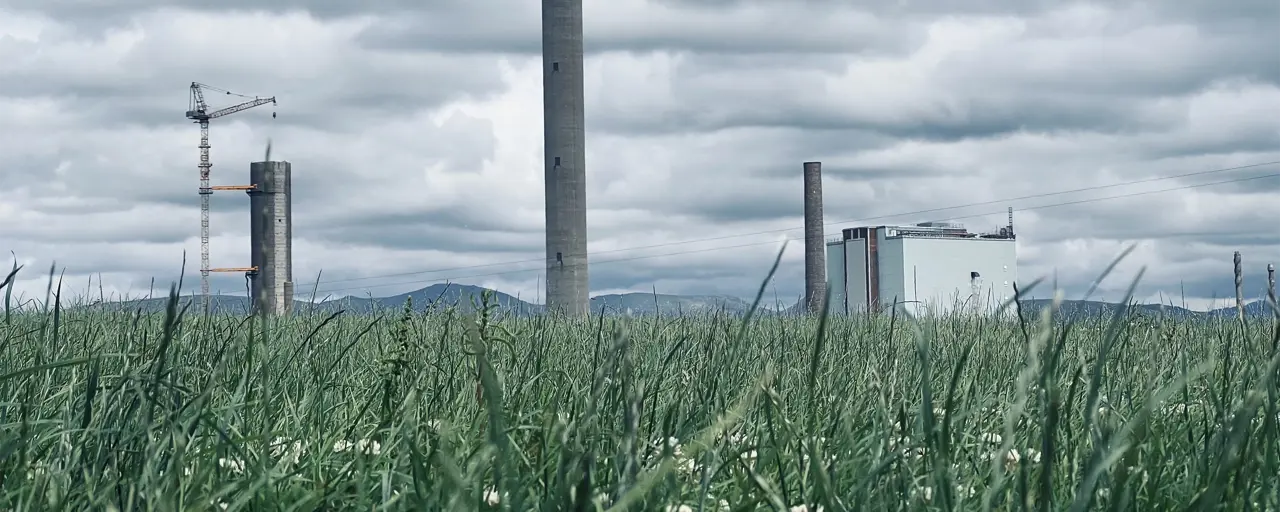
[
  {"left": 542, "top": 0, "right": 590, "bottom": 316},
  {"left": 804, "top": 161, "right": 827, "bottom": 314},
  {"left": 249, "top": 161, "right": 292, "bottom": 316}
]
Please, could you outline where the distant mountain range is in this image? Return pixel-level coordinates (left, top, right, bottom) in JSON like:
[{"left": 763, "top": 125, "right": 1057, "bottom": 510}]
[
  {"left": 82, "top": 283, "right": 1277, "bottom": 320},
  {"left": 84, "top": 284, "right": 776, "bottom": 317}
]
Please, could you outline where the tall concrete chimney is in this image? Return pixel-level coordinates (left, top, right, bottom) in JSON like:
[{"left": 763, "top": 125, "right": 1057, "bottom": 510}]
[
  {"left": 803, "top": 161, "right": 826, "bottom": 314},
  {"left": 249, "top": 160, "right": 293, "bottom": 316},
  {"left": 542, "top": 0, "right": 590, "bottom": 316}
]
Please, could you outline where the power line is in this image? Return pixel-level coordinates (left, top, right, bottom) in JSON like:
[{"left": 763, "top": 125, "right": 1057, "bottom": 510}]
[
  {"left": 287, "top": 159, "right": 1280, "bottom": 291},
  {"left": 305, "top": 169, "right": 1280, "bottom": 297}
]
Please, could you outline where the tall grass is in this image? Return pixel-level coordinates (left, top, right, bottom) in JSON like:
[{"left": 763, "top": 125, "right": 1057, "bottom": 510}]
[{"left": 2, "top": 252, "right": 1279, "bottom": 511}]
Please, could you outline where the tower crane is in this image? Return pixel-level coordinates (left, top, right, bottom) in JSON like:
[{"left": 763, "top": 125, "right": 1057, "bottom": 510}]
[{"left": 185, "top": 82, "right": 276, "bottom": 314}]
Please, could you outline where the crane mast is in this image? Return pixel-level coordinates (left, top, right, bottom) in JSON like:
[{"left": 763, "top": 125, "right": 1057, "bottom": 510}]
[{"left": 185, "top": 82, "right": 276, "bottom": 314}]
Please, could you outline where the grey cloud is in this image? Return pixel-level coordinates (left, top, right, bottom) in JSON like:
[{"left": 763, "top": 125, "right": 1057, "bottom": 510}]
[
  {"left": 659, "top": 127, "right": 929, "bottom": 180},
  {"left": 9, "top": 241, "right": 191, "bottom": 277},
  {"left": 0, "top": 62, "right": 504, "bottom": 134},
  {"left": 1, "top": 95, "right": 498, "bottom": 230},
  {"left": 587, "top": 73, "right": 1180, "bottom": 143},
  {"left": 667, "top": 189, "right": 802, "bottom": 223},
  {"left": 1172, "top": 165, "right": 1280, "bottom": 195},
  {"left": 5, "top": 0, "right": 429, "bottom": 24},
  {"left": 355, "top": 3, "right": 914, "bottom": 56},
  {"left": 306, "top": 222, "right": 543, "bottom": 254},
  {"left": 1012, "top": 188, "right": 1280, "bottom": 246},
  {"left": 595, "top": 267, "right": 804, "bottom": 300},
  {"left": 648, "top": 0, "right": 1057, "bottom": 13},
  {"left": 569, "top": 9, "right": 1280, "bottom": 147},
  {"left": 0, "top": 15, "right": 507, "bottom": 134},
  {"left": 658, "top": 0, "right": 1280, "bottom": 24},
  {"left": 302, "top": 207, "right": 542, "bottom": 254},
  {"left": 589, "top": 246, "right": 801, "bottom": 296}
]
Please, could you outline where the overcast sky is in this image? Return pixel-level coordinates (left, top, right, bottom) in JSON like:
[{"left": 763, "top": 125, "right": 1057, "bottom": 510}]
[{"left": 2, "top": 0, "right": 1279, "bottom": 310}]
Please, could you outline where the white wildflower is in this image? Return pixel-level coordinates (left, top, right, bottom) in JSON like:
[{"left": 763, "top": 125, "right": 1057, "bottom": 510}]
[
  {"left": 654, "top": 436, "right": 683, "bottom": 458},
  {"left": 956, "top": 484, "right": 977, "bottom": 498},
  {"left": 665, "top": 506, "right": 695, "bottom": 512},
  {"left": 356, "top": 439, "right": 382, "bottom": 455},
  {"left": 483, "top": 486, "right": 501, "bottom": 506},
  {"left": 217, "top": 457, "right": 245, "bottom": 474},
  {"left": 25, "top": 464, "right": 45, "bottom": 480},
  {"left": 801, "top": 451, "right": 837, "bottom": 466},
  {"left": 789, "top": 505, "right": 823, "bottom": 512},
  {"left": 980, "top": 433, "right": 1001, "bottom": 444},
  {"left": 1004, "top": 449, "right": 1021, "bottom": 470},
  {"left": 333, "top": 438, "right": 382, "bottom": 455},
  {"left": 270, "top": 437, "right": 305, "bottom": 466}
]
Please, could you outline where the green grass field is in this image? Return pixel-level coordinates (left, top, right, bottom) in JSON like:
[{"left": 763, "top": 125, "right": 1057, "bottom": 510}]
[{"left": 3, "top": 255, "right": 1280, "bottom": 511}]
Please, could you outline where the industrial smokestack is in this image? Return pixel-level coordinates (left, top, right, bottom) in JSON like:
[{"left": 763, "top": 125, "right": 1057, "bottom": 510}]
[
  {"left": 249, "top": 160, "right": 293, "bottom": 316},
  {"left": 803, "top": 161, "right": 826, "bottom": 314},
  {"left": 542, "top": 0, "right": 589, "bottom": 316}
]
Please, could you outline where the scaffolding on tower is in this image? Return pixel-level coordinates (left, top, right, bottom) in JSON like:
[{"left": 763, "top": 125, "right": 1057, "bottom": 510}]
[{"left": 185, "top": 82, "right": 276, "bottom": 314}]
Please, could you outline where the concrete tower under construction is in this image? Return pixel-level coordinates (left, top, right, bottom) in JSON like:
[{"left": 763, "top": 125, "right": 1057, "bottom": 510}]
[
  {"left": 542, "top": 0, "right": 590, "bottom": 315},
  {"left": 249, "top": 160, "right": 293, "bottom": 315}
]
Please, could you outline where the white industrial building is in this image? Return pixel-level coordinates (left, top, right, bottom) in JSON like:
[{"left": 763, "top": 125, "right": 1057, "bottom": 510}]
[{"left": 826, "top": 222, "right": 1017, "bottom": 316}]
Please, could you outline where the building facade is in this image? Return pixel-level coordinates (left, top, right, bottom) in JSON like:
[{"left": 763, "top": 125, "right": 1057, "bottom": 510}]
[{"left": 826, "top": 222, "right": 1017, "bottom": 316}]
